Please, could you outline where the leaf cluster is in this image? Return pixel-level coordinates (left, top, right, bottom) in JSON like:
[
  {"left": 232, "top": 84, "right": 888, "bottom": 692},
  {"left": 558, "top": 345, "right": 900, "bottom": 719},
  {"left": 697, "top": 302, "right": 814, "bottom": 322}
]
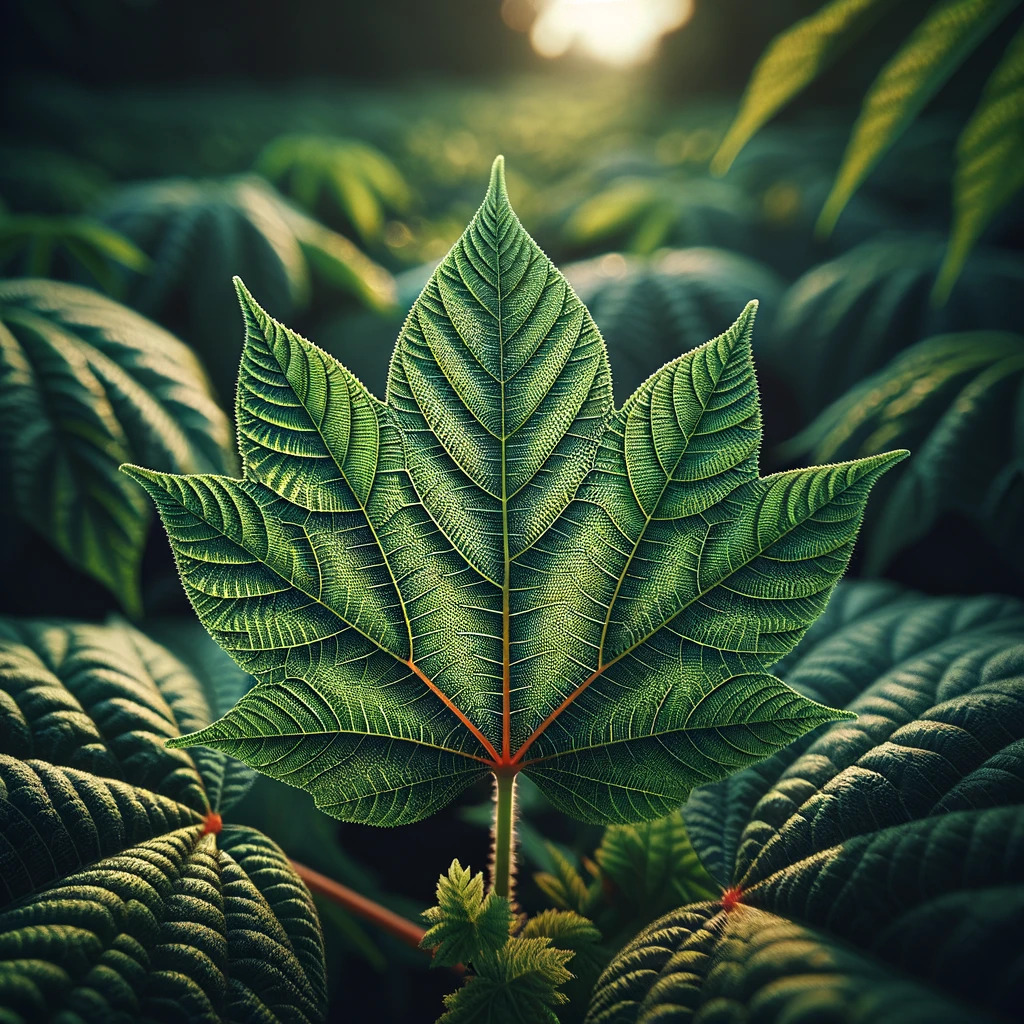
[
  {"left": 0, "top": 618, "right": 326, "bottom": 1023},
  {"left": 421, "top": 862, "right": 596, "bottom": 1024},
  {"left": 589, "top": 583, "right": 1024, "bottom": 1022}
]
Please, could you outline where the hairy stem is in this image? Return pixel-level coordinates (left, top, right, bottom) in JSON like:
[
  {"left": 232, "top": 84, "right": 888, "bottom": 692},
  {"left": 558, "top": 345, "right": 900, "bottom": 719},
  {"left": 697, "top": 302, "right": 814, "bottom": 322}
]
[
  {"left": 490, "top": 771, "right": 518, "bottom": 901},
  {"left": 290, "top": 860, "right": 426, "bottom": 950}
]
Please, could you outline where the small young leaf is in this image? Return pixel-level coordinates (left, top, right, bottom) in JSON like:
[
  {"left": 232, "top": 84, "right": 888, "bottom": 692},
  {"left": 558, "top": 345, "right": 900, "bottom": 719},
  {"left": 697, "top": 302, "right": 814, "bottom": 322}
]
[
  {"left": 126, "top": 158, "right": 904, "bottom": 828},
  {"left": 439, "top": 937, "right": 573, "bottom": 1024},
  {"left": 818, "top": 0, "right": 1018, "bottom": 234},
  {"left": 421, "top": 861, "right": 513, "bottom": 968}
]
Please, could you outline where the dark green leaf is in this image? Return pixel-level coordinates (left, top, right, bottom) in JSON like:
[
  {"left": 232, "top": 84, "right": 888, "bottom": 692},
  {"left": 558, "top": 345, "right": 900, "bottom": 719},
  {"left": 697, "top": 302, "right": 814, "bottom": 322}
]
[
  {"left": 786, "top": 331, "right": 1024, "bottom": 573},
  {"left": 937, "top": 23, "right": 1024, "bottom": 299},
  {"left": 0, "top": 618, "right": 326, "bottom": 1024},
  {"left": 589, "top": 583, "right": 1024, "bottom": 1023},
  {"left": 0, "top": 280, "right": 234, "bottom": 614}
]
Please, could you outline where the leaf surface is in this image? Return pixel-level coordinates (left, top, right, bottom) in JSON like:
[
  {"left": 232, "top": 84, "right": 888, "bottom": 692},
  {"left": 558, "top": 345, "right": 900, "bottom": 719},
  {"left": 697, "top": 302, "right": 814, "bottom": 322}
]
[
  {"left": 125, "top": 159, "right": 905, "bottom": 827},
  {"left": 0, "top": 618, "right": 325, "bottom": 1024},
  {"left": 0, "top": 280, "right": 234, "bottom": 614},
  {"left": 786, "top": 330, "right": 1024, "bottom": 573},
  {"left": 588, "top": 583, "right": 1024, "bottom": 1023}
]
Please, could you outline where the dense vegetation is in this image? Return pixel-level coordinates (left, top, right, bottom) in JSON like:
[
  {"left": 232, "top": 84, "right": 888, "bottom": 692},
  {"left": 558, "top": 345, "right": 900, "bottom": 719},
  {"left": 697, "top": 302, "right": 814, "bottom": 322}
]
[{"left": 1, "top": 2, "right": 1022, "bottom": 1021}]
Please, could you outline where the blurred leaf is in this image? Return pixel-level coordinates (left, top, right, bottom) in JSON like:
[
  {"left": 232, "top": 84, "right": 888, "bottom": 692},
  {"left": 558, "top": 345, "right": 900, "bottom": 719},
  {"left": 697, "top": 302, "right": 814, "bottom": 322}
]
[
  {"left": 786, "top": 331, "right": 1024, "bottom": 573},
  {"left": 765, "top": 236, "right": 1024, "bottom": 416},
  {"left": 257, "top": 134, "right": 412, "bottom": 242},
  {"left": 713, "top": 0, "right": 892, "bottom": 175},
  {"left": 564, "top": 247, "right": 783, "bottom": 401},
  {"left": 97, "top": 175, "right": 395, "bottom": 395},
  {"left": 562, "top": 175, "right": 750, "bottom": 255},
  {"left": 0, "top": 618, "right": 326, "bottom": 1024},
  {"left": 589, "top": 582, "right": 1024, "bottom": 1024},
  {"left": 0, "top": 215, "right": 149, "bottom": 294},
  {"left": 818, "top": 0, "right": 1019, "bottom": 234},
  {"left": 0, "top": 280, "right": 234, "bottom": 615},
  {"left": 0, "top": 146, "right": 108, "bottom": 214},
  {"left": 936, "top": 23, "right": 1024, "bottom": 299}
]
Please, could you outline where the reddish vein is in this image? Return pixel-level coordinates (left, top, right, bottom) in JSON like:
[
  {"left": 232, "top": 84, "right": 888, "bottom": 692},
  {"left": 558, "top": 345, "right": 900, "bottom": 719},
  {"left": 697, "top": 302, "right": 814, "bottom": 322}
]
[
  {"left": 510, "top": 647, "right": 630, "bottom": 765},
  {"left": 407, "top": 659, "right": 503, "bottom": 764}
]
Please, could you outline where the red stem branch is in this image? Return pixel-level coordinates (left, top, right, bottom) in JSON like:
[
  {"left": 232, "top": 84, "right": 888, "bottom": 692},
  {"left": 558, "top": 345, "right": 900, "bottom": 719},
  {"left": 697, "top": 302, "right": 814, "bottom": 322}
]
[{"left": 291, "top": 860, "right": 426, "bottom": 951}]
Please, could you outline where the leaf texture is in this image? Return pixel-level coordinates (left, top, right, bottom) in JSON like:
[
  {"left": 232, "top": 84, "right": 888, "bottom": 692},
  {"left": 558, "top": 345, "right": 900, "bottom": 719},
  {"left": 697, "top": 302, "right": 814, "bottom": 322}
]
[
  {"left": 125, "top": 158, "right": 905, "bottom": 828},
  {"left": 0, "top": 280, "right": 234, "bottom": 614},
  {"left": 588, "top": 583, "right": 1024, "bottom": 1023},
  {"left": 937, "top": 23, "right": 1024, "bottom": 299},
  {"left": 0, "top": 618, "right": 324, "bottom": 1024},
  {"left": 712, "top": 0, "right": 891, "bottom": 175},
  {"left": 818, "top": 0, "right": 1019, "bottom": 233},
  {"left": 564, "top": 247, "right": 783, "bottom": 402},
  {"left": 786, "top": 331, "right": 1024, "bottom": 573}
]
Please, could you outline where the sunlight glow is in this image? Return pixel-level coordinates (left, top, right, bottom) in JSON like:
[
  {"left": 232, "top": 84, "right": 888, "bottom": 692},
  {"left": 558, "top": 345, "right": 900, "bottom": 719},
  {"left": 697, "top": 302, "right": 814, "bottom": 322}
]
[{"left": 527, "top": 0, "right": 694, "bottom": 68}]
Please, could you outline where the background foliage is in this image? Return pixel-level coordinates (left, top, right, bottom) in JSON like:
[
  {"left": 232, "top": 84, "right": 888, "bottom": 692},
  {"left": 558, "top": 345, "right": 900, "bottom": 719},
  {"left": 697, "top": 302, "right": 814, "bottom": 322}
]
[{"left": 1, "top": 0, "right": 1022, "bottom": 1021}]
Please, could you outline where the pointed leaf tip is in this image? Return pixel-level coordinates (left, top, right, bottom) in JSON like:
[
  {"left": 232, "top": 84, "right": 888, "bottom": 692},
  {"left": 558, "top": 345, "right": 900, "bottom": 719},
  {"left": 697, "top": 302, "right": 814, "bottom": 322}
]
[{"left": 487, "top": 155, "right": 508, "bottom": 203}]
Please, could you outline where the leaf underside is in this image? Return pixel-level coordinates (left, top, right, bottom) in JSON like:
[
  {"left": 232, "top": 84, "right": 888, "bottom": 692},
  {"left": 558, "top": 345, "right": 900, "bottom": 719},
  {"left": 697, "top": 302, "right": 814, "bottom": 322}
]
[
  {"left": 124, "top": 157, "right": 906, "bottom": 827},
  {"left": 0, "top": 619, "right": 325, "bottom": 1024},
  {"left": 588, "top": 583, "right": 1024, "bottom": 1023}
]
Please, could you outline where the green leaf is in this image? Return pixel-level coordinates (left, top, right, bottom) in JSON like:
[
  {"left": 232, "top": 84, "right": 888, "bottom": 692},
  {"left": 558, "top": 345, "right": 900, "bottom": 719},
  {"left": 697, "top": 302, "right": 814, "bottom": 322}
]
[
  {"left": 0, "top": 215, "right": 150, "bottom": 294},
  {"left": 818, "top": 0, "right": 1019, "bottom": 234},
  {"left": 256, "top": 134, "right": 412, "bottom": 243},
  {"left": 936, "top": 23, "right": 1024, "bottom": 300},
  {"left": 98, "top": 176, "right": 395, "bottom": 393},
  {"left": 589, "top": 582, "right": 1024, "bottom": 1023},
  {"left": 564, "top": 248, "right": 783, "bottom": 402},
  {"left": 712, "top": 0, "right": 892, "bottom": 175},
  {"left": 766, "top": 237, "right": 1024, "bottom": 416},
  {"left": 0, "top": 280, "right": 235, "bottom": 615},
  {"left": 421, "top": 861, "right": 513, "bottom": 968},
  {"left": 439, "top": 937, "right": 574, "bottom": 1024},
  {"left": 785, "top": 331, "right": 1024, "bottom": 574},
  {"left": 124, "top": 158, "right": 904, "bottom": 828},
  {"left": 0, "top": 618, "right": 325, "bottom": 1024}
]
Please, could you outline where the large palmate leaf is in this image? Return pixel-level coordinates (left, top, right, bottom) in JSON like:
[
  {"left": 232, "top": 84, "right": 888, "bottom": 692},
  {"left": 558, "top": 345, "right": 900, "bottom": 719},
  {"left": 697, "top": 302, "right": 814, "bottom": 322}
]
[
  {"left": 587, "top": 583, "right": 1024, "bottom": 1023},
  {"left": 124, "top": 158, "right": 905, "bottom": 828},
  {"left": 0, "top": 618, "right": 326, "bottom": 1023},
  {"left": 0, "top": 280, "right": 234, "bottom": 615},
  {"left": 787, "top": 331, "right": 1024, "bottom": 574}
]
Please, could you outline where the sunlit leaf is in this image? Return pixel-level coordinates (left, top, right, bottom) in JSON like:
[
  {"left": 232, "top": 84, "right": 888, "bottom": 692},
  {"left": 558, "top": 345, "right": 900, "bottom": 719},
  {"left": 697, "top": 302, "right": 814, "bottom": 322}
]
[{"left": 123, "top": 159, "right": 903, "bottom": 828}]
